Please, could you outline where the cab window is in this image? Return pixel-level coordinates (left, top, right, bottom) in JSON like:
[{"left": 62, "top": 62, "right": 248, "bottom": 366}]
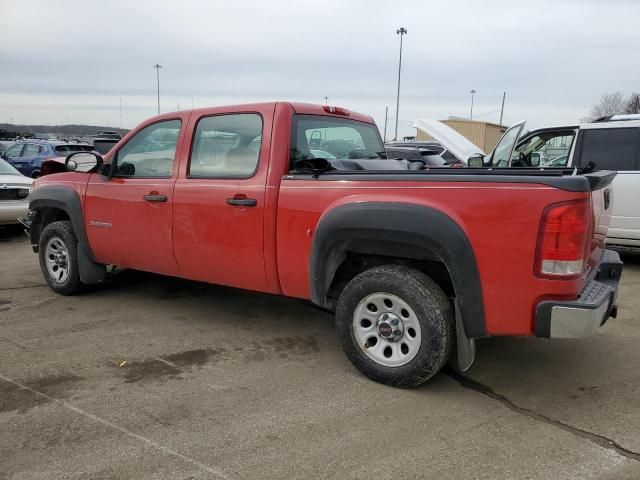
[
  {"left": 511, "top": 131, "right": 576, "bottom": 167},
  {"left": 114, "top": 119, "right": 181, "bottom": 178},
  {"left": 188, "top": 113, "right": 263, "bottom": 178},
  {"left": 290, "top": 115, "right": 384, "bottom": 169}
]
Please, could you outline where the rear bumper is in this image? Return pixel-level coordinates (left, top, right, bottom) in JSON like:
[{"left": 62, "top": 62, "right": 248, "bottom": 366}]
[{"left": 535, "top": 250, "right": 622, "bottom": 338}]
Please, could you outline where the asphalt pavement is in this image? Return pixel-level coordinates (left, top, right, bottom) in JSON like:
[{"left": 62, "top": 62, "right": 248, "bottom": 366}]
[{"left": 1, "top": 225, "right": 639, "bottom": 479}]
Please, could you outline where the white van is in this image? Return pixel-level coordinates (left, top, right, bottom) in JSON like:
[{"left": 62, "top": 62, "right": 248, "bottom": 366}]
[{"left": 415, "top": 115, "right": 640, "bottom": 250}]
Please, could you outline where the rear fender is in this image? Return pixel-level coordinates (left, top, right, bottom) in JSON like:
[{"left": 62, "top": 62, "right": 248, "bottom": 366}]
[{"left": 309, "top": 202, "right": 487, "bottom": 339}]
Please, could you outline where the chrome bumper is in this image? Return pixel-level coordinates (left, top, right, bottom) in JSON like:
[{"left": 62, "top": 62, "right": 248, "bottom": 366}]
[{"left": 535, "top": 250, "right": 622, "bottom": 339}]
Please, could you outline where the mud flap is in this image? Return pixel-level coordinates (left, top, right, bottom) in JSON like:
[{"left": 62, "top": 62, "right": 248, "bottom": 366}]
[{"left": 454, "top": 299, "right": 476, "bottom": 372}]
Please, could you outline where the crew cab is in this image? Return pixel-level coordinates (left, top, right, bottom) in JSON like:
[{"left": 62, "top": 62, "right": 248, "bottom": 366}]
[{"left": 23, "top": 102, "right": 622, "bottom": 388}]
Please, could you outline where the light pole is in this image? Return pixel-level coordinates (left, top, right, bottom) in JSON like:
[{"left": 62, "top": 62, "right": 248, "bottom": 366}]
[
  {"left": 470, "top": 89, "right": 476, "bottom": 120},
  {"left": 153, "top": 64, "right": 162, "bottom": 115},
  {"left": 323, "top": 96, "right": 329, "bottom": 105},
  {"left": 394, "top": 27, "right": 407, "bottom": 141}
]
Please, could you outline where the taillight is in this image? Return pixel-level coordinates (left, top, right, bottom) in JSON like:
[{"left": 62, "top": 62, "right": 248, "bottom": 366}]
[{"left": 535, "top": 199, "right": 591, "bottom": 278}]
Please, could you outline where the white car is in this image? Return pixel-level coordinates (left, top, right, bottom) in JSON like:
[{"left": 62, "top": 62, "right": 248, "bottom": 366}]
[
  {"left": 415, "top": 114, "right": 640, "bottom": 250},
  {"left": 0, "top": 158, "right": 33, "bottom": 225}
]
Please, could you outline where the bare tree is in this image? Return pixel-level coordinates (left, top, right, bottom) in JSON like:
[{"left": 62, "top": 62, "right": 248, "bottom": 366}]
[
  {"left": 580, "top": 92, "right": 627, "bottom": 122},
  {"left": 624, "top": 93, "right": 640, "bottom": 114}
]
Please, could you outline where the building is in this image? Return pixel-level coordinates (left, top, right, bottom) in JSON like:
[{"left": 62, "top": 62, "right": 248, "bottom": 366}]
[{"left": 416, "top": 117, "right": 507, "bottom": 153}]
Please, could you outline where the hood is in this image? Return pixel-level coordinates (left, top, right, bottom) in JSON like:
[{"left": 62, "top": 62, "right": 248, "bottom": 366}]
[
  {"left": 0, "top": 173, "right": 34, "bottom": 187},
  {"left": 413, "top": 118, "right": 486, "bottom": 161}
]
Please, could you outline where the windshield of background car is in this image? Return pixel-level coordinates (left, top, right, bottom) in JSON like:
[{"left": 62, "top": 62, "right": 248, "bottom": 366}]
[
  {"left": 510, "top": 130, "right": 575, "bottom": 167},
  {"left": 491, "top": 122, "right": 525, "bottom": 167},
  {"left": 0, "top": 158, "right": 20, "bottom": 175},
  {"left": 290, "top": 115, "right": 384, "bottom": 167}
]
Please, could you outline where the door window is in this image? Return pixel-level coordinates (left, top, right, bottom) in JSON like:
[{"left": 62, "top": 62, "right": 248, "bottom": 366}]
[
  {"left": 491, "top": 122, "right": 525, "bottom": 167},
  {"left": 511, "top": 131, "right": 576, "bottom": 167},
  {"left": 3, "top": 144, "right": 24, "bottom": 159},
  {"left": 114, "top": 119, "right": 181, "bottom": 177},
  {"left": 578, "top": 128, "right": 639, "bottom": 171},
  {"left": 23, "top": 144, "right": 44, "bottom": 158},
  {"left": 188, "top": 113, "right": 263, "bottom": 178}
]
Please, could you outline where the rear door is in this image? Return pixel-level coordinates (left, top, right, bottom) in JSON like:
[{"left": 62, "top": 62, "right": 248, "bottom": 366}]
[
  {"left": 575, "top": 126, "right": 640, "bottom": 245},
  {"left": 84, "top": 117, "right": 186, "bottom": 276},
  {"left": 172, "top": 106, "right": 273, "bottom": 292}
]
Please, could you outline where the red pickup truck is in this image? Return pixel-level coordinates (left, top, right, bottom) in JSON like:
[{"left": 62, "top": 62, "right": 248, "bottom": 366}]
[{"left": 24, "top": 102, "right": 622, "bottom": 388}]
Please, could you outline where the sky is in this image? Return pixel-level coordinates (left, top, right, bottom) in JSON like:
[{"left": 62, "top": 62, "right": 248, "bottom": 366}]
[{"left": 1, "top": 0, "right": 638, "bottom": 138}]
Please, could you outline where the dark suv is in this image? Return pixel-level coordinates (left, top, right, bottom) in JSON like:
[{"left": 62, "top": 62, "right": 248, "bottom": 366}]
[{"left": 1, "top": 140, "right": 94, "bottom": 178}]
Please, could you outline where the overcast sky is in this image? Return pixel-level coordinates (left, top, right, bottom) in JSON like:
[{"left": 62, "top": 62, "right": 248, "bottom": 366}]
[{"left": 1, "top": 0, "right": 638, "bottom": 137}]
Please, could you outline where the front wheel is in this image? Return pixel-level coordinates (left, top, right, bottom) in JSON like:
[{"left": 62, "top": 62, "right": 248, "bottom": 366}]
[
  {"left": 335, "top": 265, "right": 453, "bottom": 388},
  {"left": 38, "top": 220, "right": 82, "bottom": 295}
]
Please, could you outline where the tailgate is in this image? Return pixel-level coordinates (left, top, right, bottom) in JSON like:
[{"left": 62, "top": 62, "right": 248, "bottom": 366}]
[{"left": 584, "top": 171, "right": 616, "bottom": 279}]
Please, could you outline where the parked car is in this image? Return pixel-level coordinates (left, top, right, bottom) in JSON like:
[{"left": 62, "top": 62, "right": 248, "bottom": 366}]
[
  {"left": 0, "top": 140, "right": 14, "bottom": 155},
  {"left": 385, "top": 140, "right": 462, "bottom": 164},
  {"left": 1, "top": 140, "right": 94, "bottom": 178},
  {"left": 384, "top": 146, "right": 449, "bottom": 167},
  {"left": 416, "top": 115, "right": 640, "bottom": 250},
  {"left": 23, "top": 102, "right": 621, "bottom": 388},
  {"left": 0, "top": 158, "right": 33, "bottom": 225}
]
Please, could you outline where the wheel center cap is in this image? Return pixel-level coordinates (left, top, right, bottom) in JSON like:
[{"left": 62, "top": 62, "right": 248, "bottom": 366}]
[{"left": 377, "top": 313, "right": 404, "bottom": 341}]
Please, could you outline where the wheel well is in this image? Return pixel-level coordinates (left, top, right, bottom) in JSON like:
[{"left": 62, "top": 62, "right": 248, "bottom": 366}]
[
  {"left": 326, "top": 251, "right": 455, "bottom": 310},
  {"left": 33, "top": 207, "right": 70, "bottom": 244}
]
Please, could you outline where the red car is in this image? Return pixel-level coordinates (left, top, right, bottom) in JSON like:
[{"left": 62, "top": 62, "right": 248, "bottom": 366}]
[{"left": 23, "top": 102, "right": 622, "bottom": 388}]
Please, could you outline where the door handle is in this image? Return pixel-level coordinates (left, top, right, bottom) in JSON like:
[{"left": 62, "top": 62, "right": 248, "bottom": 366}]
[
  {"left": 143, "top": 194, "right": 168, "bottom": 202},
  {"left": 226, "top": 197, "right": 257, "bottom": 207}
]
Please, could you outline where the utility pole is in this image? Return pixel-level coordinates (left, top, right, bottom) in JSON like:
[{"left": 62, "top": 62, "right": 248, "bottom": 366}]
[
  {"left": 323, "top": 96, "right": 329, "bottom": 105},
  {"left": 383, "top": 106, "right": 389, "bottom": 142},
  {"left": 394, "top": 27, "right": 407, "bottom": 141},
  {"left": 119, "top": 97, "right": 123, "bottom": 129},
  {"left": 470, "top": 89, "right": 476, "bottom": 120},
  {"left": 153, "top": 64, "right": 162, "bottom": 115},
  {"left": 499, "top": 91, "right": 506, "bottom": 125}
]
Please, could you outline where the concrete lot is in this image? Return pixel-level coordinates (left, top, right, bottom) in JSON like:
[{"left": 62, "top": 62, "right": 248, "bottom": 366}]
[{"left": 1, "top": 225, "right": 639, "bottom": 480}]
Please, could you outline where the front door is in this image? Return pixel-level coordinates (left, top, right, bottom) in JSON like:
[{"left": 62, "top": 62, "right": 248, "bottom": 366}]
[
  {"left": 84, "top": 118, "right": 186, "bottom": 276},
  {"left": 172, "top": 109, "right": 271, "bottom": 292}
]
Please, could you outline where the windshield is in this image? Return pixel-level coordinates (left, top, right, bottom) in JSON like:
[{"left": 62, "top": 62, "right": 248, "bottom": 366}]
[
  {"left": 290, "top": 115, "right": 384, "bottom": 168},
  {"left": 0, "top": 158, "right": 20, "bottom": 175}
]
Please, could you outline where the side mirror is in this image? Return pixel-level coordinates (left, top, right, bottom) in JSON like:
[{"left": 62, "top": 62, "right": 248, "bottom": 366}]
[
  {"left": 467, "top": 153, "right": 485, "bottom": 168},
  {"left": 530, "top": 152, "right": 542, "bottom": 167},
  {"left": 65, "top": 151, "right": 103, "bottom": 173}
]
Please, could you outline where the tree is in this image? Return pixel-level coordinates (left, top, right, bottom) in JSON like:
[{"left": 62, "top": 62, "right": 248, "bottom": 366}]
[
  {"left": 624, "top": 93, "right": 640, "bottom": 114},
  {"left": 580, "top": 92, "right": 627, "bottom": 122}
]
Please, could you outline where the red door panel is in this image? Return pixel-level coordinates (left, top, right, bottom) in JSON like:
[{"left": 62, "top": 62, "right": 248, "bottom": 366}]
[{"left": 172, "top": 106, "right": 275, "bottom": 292}]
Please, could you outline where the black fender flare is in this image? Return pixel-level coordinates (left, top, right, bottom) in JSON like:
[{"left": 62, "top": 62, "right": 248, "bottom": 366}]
[
  {"left": 309, "top": 202, "right": 487, "bottom": 339},
  {"left": 29, "top": 185, "right": 106, "bottom": 284}
]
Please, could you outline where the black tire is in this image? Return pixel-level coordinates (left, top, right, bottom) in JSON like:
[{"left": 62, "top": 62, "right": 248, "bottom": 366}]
[
  {"left": 38, "top": 220, "right": 83, "bottom": 295},
  {"left": 335, "top": 265, "right": 453, "bottom": 388}
]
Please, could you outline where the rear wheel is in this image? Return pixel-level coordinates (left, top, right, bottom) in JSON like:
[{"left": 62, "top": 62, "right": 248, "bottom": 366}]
[
  {"left": 38, "top": 220, "right": 82, "bottom": 295},
  {"left": 335, "top": 265, "right": 453, "bottom": 388}
]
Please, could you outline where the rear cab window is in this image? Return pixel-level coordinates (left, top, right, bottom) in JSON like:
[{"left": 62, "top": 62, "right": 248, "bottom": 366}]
[{"left": 289, "top": 115, "right": 384, "bottom": 171}]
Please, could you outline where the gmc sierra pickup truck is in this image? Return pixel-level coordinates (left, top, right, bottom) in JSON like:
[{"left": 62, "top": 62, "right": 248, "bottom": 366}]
[{"left": 23, "top": 102, "right": 622, "bottom": 388}]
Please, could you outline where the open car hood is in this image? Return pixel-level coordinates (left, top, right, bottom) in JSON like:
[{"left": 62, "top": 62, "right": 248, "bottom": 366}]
[{"left": 413, "top": 118, "right": 486, "bottom": 162}]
